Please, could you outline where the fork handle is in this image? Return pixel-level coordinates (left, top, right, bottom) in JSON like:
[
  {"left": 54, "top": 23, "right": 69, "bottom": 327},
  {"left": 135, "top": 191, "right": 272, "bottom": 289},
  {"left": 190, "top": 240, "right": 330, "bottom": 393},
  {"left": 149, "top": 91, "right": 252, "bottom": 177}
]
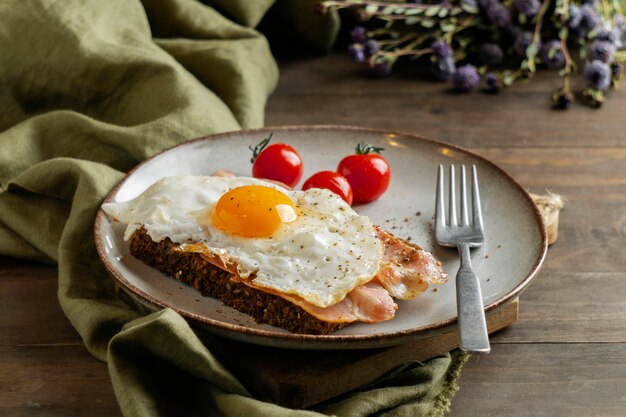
[{"left": 456, "top": 242, "right": 491, "bottom": 353}]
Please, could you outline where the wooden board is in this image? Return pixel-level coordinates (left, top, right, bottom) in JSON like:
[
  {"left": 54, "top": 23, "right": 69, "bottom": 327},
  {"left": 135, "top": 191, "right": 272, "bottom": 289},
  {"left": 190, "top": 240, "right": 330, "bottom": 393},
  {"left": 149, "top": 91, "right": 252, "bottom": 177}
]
[{"left": 200, "top": 298, "right": 519, "bottom": 409}]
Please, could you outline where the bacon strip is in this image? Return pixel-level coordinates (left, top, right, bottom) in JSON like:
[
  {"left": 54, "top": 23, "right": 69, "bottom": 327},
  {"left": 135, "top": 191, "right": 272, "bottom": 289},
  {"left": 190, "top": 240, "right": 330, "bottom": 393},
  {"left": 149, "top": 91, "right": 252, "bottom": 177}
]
[
  {"left": 346, "top": 281, "right": 398, "bottom": 323},
  {"left": 374, "top": 226, "right": 448, "bottom": 300},
  {"left": 175, "top": 226, "right": 446, "bottom": 324},
  {"left": 236, "top": 279, "right": 397, "bottom": 324}
]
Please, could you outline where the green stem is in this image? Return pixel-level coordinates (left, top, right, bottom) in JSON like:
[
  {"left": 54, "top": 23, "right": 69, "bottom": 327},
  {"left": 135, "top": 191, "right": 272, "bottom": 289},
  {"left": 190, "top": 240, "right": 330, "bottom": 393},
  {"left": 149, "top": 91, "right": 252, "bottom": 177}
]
[
  {"left": 403, "top": 33, "right": 431, "bottom": 50},
  {"left": 320, "top": 1, "right": 439, "bottom": 10},
  {"left": 527, "top": 0, "right": 551, "bottom": 73},
  {"left": 561, "top": 0, "right": 570, "bottom": 23},
  {"left": 377, "top": 47, "right": 433, "bottom": 59},
  {"left": 319, "top": 0, "right": 457, "bottom": 21},
  {"left": 377, "top": 33, "right": 420, "bottom": 48},
  {"left": 532, "top": 0, "right": 551, "bottom": 46},
  {"left": 445, "top": 16, "right": 480, "bottom": 43},
  {"left": 561, "top": 35, "right": 575, "bottom": 78},
  {"left": 372, "top": 31, "right": 433, "bottom": 63}
]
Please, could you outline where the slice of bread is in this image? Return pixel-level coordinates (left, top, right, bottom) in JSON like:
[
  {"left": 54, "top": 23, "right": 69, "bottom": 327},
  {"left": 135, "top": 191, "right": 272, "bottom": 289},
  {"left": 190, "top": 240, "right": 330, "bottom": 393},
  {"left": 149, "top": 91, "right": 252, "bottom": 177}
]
[{"left": 130, "top": 227, "right": 349, "bottom": 334}]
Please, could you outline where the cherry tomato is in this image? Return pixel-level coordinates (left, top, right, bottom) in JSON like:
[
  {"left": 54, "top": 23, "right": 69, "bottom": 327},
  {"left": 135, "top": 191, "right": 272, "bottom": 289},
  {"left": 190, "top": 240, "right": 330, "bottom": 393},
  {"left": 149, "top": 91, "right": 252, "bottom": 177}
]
[
  {"left": 337, "top": 142, "right": 390, "bottom": 204},
  {"left": 302, "top": 171, "right": 353, "bottom": 205},
  {"left": 250, "top": 134, "right": 303, "bottom": 188}
]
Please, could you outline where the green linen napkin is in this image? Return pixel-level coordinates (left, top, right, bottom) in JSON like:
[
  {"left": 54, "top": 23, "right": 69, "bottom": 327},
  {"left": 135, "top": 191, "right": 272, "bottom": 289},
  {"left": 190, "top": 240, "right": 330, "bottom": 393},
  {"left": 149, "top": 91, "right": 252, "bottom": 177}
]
[{"left": 0, "top": 1, "right": 467, "bottom": 416}]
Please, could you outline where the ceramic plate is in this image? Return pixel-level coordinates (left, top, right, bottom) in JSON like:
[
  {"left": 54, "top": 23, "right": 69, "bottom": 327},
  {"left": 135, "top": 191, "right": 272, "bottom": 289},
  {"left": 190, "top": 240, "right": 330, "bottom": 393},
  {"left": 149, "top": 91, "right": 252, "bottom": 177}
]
[{"left": 94, "top": 125, "right": 547, "bottom": 349}]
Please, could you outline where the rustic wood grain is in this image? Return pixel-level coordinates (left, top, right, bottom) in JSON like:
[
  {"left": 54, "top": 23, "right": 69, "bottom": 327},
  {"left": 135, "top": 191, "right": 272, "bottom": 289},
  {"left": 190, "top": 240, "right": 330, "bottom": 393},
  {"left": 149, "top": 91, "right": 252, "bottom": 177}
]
[
  {"left": 448, "top": 343, "right": 626, "bottom": 417},
  {"left": 266, "top": 55, "right": 626, "bottom": 149},
  {"left": 0, "top": 262, "right": 81, "bottom": 346},
  {"left": 0, "top": 345, "right": 119, "bottom": 417},
  {"left": 492, "top": 271, "right": 626, "bottom": 343},
  {"left": 0, "top": 259, "right": 119, "bottom": 417}
]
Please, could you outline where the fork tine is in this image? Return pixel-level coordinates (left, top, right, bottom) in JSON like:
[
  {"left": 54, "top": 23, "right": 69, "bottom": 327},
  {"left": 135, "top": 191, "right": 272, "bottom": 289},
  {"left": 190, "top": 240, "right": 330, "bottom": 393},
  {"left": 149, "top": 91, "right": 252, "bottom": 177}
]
[
  {"left": 436, "top": 164, "right": 445, "bottom": 228},
  {"left": 471, "top": 165, "right": 484, "bottom": 231},
  {"left": 449, "top": 165, "right": 457, "bottom": 226},
  {"left": 460, "top": 165, "right": 469, "bottom": 226}
]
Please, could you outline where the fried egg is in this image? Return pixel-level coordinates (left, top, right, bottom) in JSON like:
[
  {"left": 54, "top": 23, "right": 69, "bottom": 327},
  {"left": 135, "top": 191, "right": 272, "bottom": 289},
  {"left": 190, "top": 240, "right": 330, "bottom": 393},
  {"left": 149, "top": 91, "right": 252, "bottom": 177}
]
[{"left": 102, "top": 176, "right": 383, "bottom": 308}]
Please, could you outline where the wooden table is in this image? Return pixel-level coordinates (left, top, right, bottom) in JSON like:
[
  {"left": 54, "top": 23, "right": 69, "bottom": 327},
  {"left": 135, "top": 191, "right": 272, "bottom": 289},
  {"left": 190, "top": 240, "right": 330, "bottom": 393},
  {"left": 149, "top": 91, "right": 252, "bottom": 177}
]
[{"left": 2, "top": 52, "right": 626, "bottom": 416}]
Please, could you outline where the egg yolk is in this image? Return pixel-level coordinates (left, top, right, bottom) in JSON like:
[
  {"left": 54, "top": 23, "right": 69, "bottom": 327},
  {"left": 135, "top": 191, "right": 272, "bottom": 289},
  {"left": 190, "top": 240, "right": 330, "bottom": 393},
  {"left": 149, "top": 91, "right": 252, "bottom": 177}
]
[{"left": 212, "top": 185, "right": 297, "bottom": 238}]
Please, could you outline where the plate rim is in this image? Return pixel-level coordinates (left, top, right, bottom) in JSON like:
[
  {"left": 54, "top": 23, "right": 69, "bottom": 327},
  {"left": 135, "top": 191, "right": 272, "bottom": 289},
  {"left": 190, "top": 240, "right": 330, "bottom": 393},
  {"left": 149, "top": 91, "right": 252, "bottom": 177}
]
[{"left": 94, "top": 124, "right": 548, "bottom": 347}]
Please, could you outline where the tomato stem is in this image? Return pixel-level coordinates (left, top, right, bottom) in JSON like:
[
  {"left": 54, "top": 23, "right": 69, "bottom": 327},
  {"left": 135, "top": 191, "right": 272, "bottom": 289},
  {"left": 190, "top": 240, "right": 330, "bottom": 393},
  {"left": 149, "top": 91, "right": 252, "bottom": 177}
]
[
  {"left": 355, "top": 142, "right": 385, "bottom": 155},
  {"left": 249, "top": 133, "right": 273, "bottom": 163}
]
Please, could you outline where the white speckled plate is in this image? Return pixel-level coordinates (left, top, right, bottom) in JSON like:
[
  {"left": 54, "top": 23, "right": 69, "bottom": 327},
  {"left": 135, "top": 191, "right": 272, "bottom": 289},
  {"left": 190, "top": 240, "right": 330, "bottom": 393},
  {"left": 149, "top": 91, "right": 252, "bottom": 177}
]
[{"left": 94, "top": 125, "right": 547, "bottom": 349}]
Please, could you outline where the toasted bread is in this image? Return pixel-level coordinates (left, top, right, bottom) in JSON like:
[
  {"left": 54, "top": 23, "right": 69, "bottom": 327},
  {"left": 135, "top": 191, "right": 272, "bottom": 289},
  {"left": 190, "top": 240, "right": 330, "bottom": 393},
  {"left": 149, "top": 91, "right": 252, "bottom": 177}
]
[{"left": 130, "top": 227, "right": 349, "bottom": 334}]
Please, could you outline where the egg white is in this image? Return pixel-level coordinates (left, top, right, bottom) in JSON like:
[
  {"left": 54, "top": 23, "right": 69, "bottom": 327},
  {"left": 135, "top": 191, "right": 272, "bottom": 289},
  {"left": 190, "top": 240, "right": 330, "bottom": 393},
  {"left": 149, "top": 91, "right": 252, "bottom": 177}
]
[{"left": 102, "top": 175, "right": 383, "bottom": 308}]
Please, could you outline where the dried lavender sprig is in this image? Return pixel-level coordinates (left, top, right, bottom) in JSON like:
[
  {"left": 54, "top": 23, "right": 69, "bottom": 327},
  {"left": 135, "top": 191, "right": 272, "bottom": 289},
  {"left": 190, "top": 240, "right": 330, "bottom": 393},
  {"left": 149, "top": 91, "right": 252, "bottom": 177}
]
[
  {"left": 319, "top": 0, "right": 437, "bottom": 10},
  {"left": 552, "top": 0, "right": 576, "bottom": 107},
  {"left": 522, "top": 0, "right": 552, "bottom": 74},
  {"left": 443, "top": 15, "right": 481, "bottom": 43},
  {"left": 377, "top": 46, "right": 434, "bottom": 59},
  {"left": 318, "top": 0, "right": 476, "bottom": 24},
  {"left": 321, "top": 0, "right": 626, "bottom": 109},
  {"left": 318, "top": 0, "right": 449, "bottom": 16},
  {"left": 372, "top": 34, "right": 432, "bottom": 61}
]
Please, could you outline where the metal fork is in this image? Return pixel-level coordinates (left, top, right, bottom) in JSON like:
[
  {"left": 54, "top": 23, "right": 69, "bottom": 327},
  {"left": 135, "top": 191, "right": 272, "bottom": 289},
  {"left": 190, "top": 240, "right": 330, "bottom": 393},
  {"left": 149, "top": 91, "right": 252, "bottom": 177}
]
[{"left": 435, "top": 164, "right": 490, "bottom": 353}]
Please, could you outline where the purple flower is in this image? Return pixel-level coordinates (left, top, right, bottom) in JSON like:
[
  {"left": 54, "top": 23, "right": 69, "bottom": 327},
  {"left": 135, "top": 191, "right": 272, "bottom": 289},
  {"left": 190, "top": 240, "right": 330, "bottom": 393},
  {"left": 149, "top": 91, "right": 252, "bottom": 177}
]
[
  {"left": 588, "top": 40, "right": 616, "bottom": 63},
  {"left": 431, "top": 40, "right": 453, "bottom": 59},
  {"left": 348, "top": 43, "right": 366, "bottom": 63},
  {"left": 514, "top": 31, "right": 536, "bottom": 57},
  {"left": 514, "top": 0, "right": 540, "bottom": 17},
  {"left": 584, "top": 60, "right": 611, "bottom": 90},
  {"left": 579, "top": 5, "right": 600, "bottom": 33},
  {"left": 540, "top": 40, "right": 566, "bottom": 69},
  {"left": 485, "top": 1, "right": 511, "bottom": 28},
  {"left": 568, "top": 5, "right": 582, "bottom": 29},
  {"left": 484, "top": 72, "right": 502, "bottom": 93},
  {"left": 594, "top": 28, "right": 617, "bottom": 44},
  {"left": 570, "top": 5, "right": 600, "bottom": 39},
  {"left": 350, "top": 26, "right": 367, "bottom": 43},
  {"left": 363, "top": 39, "right": 380, "bottom": 57},
  {"left": 479, "top": 43, "right": 504, "bottom": 66},
  {"left": 432, "top": 56, "right": 457, "bottom": 80},
  {"left": 595, "top": 27, "right": 624, "bottom": 48},
  {"left": 452, "top": 64, "right": 480, "bottom": 92}
]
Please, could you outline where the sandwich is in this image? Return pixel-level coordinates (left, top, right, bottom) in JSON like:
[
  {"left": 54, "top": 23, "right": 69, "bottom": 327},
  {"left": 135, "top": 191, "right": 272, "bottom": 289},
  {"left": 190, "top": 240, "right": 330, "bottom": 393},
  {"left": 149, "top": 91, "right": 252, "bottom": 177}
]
[{"left": 102, "top": 175, "right": 447, "bottom": 334}]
